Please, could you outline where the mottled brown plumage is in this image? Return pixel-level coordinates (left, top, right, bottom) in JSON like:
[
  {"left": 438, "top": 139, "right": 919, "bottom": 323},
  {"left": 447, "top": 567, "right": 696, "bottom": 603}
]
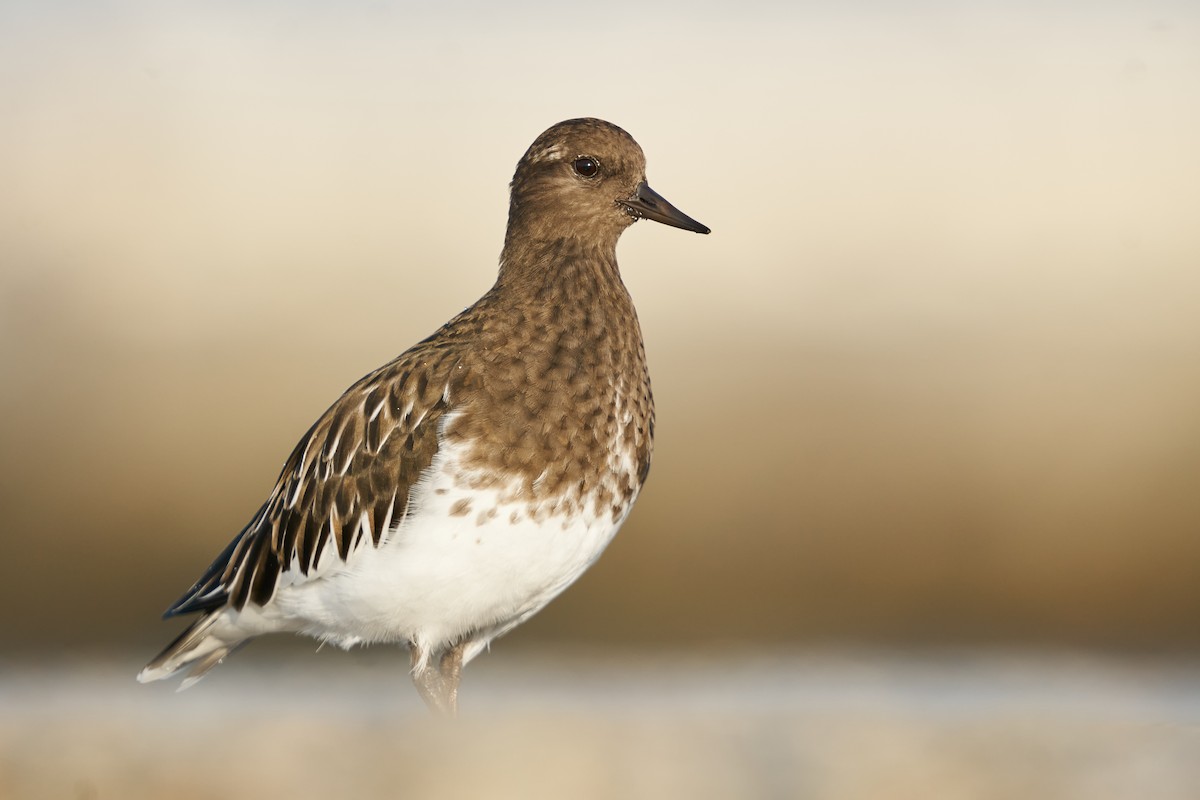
[{"left": 140, "top": 118, "right": 708, "bottom": 714}]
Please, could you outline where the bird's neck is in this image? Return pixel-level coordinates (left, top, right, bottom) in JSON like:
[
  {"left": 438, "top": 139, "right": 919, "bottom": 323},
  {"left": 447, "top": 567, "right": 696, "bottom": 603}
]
[
  {"left": 494, "top": 235, "right": 626, "bottom": 308},
  {"left": 483, "top": 234, "right": 645, "bottom": 388}
]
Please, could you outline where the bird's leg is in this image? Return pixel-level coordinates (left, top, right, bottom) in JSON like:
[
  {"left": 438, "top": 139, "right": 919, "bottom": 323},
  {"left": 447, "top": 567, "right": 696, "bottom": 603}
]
[
  {"left": 437, "top": 642, "right": 465, "bottom": 717},
  {"left": 409, "top": 642, "right": 451, "bottom": 716},
  {"left": 408, "top": 640, "right": 464, "bottom": 717}
]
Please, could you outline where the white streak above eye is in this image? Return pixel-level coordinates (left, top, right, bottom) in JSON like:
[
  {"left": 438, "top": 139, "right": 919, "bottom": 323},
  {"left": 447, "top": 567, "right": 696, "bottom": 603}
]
[{"left": 529, "top": 143, "right": 563, "bottom": 163}]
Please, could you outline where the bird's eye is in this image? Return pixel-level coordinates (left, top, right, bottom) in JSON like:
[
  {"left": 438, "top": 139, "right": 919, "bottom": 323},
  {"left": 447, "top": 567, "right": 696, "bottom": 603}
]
[{"left": 573, "top": 156, "right": 600, "bottom": 178}]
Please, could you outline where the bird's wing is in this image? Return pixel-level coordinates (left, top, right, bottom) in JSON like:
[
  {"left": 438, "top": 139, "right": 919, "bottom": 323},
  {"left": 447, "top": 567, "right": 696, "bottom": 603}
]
[{"left": 165, "top": 342, "right": 464, "bottom": 617}]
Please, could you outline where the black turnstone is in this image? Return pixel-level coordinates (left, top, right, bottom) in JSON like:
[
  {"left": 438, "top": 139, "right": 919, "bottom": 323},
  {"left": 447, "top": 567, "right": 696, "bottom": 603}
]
[{"left": 138, "top": 118, "right": 709, "bottom": 715}]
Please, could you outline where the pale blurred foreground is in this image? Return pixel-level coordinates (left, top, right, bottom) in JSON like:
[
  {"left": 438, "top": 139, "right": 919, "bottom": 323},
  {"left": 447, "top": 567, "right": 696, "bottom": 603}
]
[{"left": 3, "top": 649, "right": 1197, "bottom": 800}]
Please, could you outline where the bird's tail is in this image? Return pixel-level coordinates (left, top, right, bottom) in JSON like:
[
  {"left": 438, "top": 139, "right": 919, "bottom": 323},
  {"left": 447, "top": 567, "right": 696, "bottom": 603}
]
[{"left": 137, "top": 612, "right": 244, "bottom": 690}]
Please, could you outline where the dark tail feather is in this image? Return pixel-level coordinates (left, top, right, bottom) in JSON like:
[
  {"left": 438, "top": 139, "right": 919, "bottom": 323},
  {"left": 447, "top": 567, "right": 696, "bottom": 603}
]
[{"left": 137, "top": 613, "right": 244, "bottom": 690}]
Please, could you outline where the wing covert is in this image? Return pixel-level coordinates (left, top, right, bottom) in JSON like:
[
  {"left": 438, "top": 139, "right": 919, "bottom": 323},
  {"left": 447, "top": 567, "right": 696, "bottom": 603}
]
[{"left": 165, "top": 347, "right": 461, "bottom": 618}]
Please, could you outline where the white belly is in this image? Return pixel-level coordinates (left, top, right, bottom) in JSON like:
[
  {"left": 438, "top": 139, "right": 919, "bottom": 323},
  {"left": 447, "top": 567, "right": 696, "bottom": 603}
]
[{"left": 263, "top": 435, "right": 632, "bottom": 663}]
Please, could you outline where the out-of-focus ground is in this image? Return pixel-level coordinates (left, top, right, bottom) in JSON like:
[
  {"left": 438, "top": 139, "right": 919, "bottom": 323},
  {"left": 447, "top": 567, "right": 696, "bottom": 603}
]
[{"left": 3, "top": 650, "right": 1199, "bottom": 800}]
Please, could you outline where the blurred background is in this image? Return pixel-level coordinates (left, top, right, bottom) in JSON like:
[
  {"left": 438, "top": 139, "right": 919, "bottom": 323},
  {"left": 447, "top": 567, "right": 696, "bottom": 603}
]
[{"left": 2, "top": 0, "right": 1198, "bottom": 797}]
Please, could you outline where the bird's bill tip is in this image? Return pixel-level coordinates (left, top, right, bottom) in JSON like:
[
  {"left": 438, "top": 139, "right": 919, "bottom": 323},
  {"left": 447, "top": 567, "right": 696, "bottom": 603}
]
[{"left": 619, "top": 182, "right": 710, "bottom": 234}]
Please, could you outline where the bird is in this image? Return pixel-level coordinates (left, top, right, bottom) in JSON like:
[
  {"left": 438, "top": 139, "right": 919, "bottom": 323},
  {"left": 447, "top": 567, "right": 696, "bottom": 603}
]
[{"left": 137, "top": 118, "right": 709, "bottom": 715}]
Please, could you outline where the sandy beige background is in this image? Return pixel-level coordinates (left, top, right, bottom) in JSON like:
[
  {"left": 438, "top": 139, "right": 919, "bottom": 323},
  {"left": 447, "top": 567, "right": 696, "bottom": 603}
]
[{"left": 3, "top": 0, "right": 1197, "bottom": 653}]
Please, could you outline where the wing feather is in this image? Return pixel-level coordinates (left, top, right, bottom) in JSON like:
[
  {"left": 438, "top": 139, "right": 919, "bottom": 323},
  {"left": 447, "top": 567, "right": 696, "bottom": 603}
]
[{"left": 164, "top": 345, "right": 460, "bottom": 618}]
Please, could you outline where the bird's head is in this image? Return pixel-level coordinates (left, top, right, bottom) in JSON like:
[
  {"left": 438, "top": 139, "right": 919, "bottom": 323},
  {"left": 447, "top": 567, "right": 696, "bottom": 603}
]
[{"left": 507, "top": 118, "right": 709, "bottom": 245}]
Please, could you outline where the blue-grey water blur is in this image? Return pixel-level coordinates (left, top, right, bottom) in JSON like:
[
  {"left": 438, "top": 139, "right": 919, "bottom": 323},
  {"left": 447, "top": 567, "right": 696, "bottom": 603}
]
[{"left": 4, "top": 650, "right": 1199, "bottom": 799}]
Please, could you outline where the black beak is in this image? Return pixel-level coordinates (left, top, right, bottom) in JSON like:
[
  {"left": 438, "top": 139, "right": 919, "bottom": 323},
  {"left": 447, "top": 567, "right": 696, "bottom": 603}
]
[{"left": 618, "top": 181, "right": 710, "bottom": 234}]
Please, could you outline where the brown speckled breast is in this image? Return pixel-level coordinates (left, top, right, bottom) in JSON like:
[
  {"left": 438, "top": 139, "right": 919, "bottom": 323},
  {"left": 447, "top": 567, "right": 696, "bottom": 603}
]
[{"left": 445, "top": 236, "right": 653, "bottom": 523}]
